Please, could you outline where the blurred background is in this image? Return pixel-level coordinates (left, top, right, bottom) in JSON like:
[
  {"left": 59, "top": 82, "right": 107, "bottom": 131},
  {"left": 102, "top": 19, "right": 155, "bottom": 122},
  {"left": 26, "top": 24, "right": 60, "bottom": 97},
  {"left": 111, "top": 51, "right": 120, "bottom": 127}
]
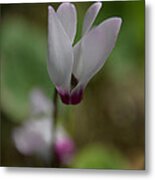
[{"left": 0, "top": 1, "right": 145, "bottom": 169}]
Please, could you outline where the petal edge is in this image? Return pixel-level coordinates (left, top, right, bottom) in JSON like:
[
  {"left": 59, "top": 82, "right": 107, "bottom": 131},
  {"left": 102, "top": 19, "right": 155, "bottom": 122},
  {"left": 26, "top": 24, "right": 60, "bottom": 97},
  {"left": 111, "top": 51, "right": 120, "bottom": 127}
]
[
  {"left": 57, "top": 2, "right": 77, "bottom": 44},
  {"left": 48, "top": 5, "right": 74, "bottom": 93}
]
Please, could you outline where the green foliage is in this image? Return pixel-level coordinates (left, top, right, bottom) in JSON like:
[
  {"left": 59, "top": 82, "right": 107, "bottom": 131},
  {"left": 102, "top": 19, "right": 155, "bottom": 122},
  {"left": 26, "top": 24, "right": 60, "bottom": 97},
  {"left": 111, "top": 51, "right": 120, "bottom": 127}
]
[
  {"left": 72, "top": 144, "right": 128, "bottom": 169},
  {"left": 0, "top": 18, "right": 54, "bottom": 122}
]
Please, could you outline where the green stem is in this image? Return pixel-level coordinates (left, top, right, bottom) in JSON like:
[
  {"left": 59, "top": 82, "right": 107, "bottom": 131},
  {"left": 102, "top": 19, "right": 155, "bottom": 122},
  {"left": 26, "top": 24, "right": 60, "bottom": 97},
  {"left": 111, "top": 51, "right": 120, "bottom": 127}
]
[
  {"left": 53, "top": 88, "right": 58, "bottom": 123},
  {"left": 51, "top": 88, "right": 59, "bottom": 167}
]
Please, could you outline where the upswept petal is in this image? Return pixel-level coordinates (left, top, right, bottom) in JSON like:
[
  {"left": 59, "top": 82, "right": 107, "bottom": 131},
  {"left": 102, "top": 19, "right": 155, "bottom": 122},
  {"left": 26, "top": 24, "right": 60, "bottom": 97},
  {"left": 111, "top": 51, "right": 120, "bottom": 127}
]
[
  {"left": 75, "top": 17, "right": 122, "bottom": 88},
  {"left": 57, "top": 2, "right": 77, "bottom": 44},
  {"left": 48, "top": 6, "right": 73, "bottom": 93},
  {"left": 73, "top": 2, "right": 102, "bottom": 80},
  {"left": 72, "top": 40, "right": 84, "bottom": 80},
  {"left": 82, "top": 2, "right": 102, "bottom": 34}
]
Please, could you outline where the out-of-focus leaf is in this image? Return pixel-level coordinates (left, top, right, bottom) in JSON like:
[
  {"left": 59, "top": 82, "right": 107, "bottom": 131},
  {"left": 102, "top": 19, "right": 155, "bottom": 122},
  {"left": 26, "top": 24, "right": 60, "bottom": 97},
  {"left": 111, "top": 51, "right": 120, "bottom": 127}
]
[
  {"left": 72, "top": 144, "right": 128, "bottom": 169},
  {"left": 0, "top": 18, "right": 54, "bottom": 122}
]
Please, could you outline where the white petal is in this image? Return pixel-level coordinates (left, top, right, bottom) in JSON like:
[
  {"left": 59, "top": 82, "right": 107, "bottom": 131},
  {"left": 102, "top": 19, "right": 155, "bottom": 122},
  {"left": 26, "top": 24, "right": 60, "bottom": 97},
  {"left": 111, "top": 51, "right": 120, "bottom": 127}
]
[
  {"left": 48, "top": 6, "right": 73, "bottom": 93},
  {"left": 82, "top": 2, "right": 102, "bottom": 34},
  {"left": 57, "top": 2, "right": 77, "bottom": 44},
  {"left": 12, "top": 118, "right": 53, "bottom": 161},
  {"left": 30, "top": 89, "right": 53, "bottom": 116},
  {"left": 75, "top": 18, "right": 122, "bottom": 88},
  {"left": 72, "top": 40, "right": 83, "bottom": 80}
]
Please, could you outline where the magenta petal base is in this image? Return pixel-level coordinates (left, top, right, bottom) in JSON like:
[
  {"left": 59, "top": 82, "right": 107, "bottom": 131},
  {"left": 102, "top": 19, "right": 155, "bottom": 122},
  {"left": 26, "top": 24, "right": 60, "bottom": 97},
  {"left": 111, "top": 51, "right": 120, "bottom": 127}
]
[{"left": 57, "top": 87, "right": 83, "bottom": 105}]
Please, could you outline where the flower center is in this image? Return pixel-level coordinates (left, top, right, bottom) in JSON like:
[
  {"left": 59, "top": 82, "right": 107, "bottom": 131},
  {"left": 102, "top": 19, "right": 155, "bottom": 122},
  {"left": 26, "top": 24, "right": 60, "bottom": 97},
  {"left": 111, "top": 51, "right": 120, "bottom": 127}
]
[{"left": 71, "top": 74, "right": 78, "bottom": 90}]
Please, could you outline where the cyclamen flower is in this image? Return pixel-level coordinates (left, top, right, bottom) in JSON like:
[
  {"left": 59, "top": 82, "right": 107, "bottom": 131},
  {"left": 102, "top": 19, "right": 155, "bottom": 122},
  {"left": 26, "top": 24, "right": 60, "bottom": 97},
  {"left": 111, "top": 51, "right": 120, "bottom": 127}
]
[
  {"left": 48, "top": 2, "right": 122, "bottom": 105},
  {"left": 54, "top": 126, "right": 75, "bottom": 165},
  {"left": 12, "top": 89, "right": 75, "bottom": 164}
]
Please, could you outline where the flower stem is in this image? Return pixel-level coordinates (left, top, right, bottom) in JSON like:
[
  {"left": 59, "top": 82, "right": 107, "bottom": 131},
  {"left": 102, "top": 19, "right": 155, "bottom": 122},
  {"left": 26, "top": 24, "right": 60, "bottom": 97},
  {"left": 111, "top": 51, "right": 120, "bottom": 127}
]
[
  {"left": 51, "top": 88, "right": 59, "bottom": 167},
  {"left": 53, "top": 88, "right": 58, "bottom": 123}
]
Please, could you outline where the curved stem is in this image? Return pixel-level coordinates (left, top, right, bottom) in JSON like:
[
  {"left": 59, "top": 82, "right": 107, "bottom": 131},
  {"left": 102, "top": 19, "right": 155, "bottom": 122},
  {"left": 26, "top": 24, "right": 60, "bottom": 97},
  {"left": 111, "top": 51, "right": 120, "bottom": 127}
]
[
  {"left": 51, "top": 88, "right": 59, "bottom": 167},
  {"left": 53, "top": 88, "right": 58, "bottom": 123}
]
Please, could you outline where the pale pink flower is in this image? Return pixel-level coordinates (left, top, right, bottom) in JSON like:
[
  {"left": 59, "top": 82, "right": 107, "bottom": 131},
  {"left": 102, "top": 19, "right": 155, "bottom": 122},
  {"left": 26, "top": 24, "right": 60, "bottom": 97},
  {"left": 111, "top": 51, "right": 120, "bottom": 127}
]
[{"left": 47, "top": 2, "right": 122, "bottom": 104}]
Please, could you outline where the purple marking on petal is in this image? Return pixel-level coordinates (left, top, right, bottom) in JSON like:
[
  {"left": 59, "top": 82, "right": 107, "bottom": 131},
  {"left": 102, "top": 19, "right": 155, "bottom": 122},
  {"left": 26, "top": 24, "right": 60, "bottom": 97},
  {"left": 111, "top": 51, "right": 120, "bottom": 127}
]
[
  {"left": 56, "top": 86, "right": 83, "bottom": 105},
  {"left": 59, "top": 93, "right": 70, "bottom": 104},
  {"left": 56, "top": 87, "right": 70, "bottom": 104},
  {"left": 55, "top": 137, "right": 75, "bottom": 164},
  {"left": 70, "top": 88, "right": 83, "bottom": 105}
]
